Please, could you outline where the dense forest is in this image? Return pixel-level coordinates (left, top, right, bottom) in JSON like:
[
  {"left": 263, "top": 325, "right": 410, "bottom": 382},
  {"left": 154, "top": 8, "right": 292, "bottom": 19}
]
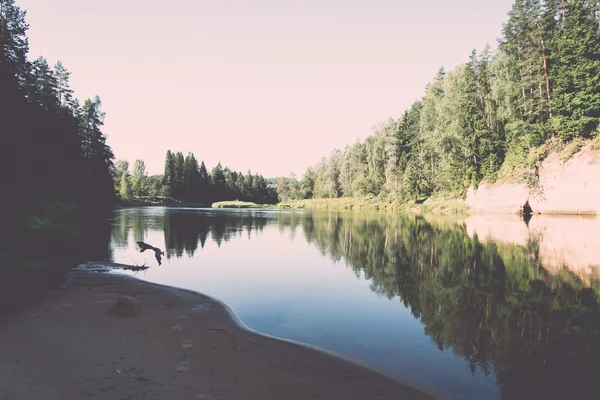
[
  {"left": 277, "top": 0, "right": 600, "bottom": 203},
  {"left": 113, "top": 152, "right": 278, "bottom": 204},
  {"left": 1, "top": 0, "right": 115, "bottom": 275}
]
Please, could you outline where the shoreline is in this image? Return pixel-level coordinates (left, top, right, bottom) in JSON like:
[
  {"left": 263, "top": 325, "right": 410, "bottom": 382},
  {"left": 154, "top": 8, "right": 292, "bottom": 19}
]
[
  {"left": 116, "top": 200, "right": 600, "bottom": 217},
  {"left": 0, "top": 264, "right": 446, "bottom": 400}
]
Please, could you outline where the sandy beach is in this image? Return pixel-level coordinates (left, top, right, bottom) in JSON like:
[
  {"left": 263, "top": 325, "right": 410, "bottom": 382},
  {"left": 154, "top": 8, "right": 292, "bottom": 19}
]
[{"left": 0, "top": 264, "right": 446, "bottom": 400}]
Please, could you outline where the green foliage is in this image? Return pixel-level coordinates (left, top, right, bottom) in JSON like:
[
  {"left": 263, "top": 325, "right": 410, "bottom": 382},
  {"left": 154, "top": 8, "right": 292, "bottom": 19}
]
[
  {"left": 497, "top": 140, "right": 550, "bottom": 185},
  {"left": 119, "top": 173, "right": 133, "bottom": 200},
  {"left": 130, "top": 159, "right": 148, "bottom": 196},
  {"left": 1, "top": 0, "right": 115, "bottom": 272},
  {"left": 551, "top": 0, "right": 600, "bottom": 140},
  {"left": 277, "top": 197, "right": 386, "bottom": 211},
  {"left": 560, "top": 137, "right": 586, "bottom": 161},
  {"left": 156, "top": 151, "right": 276, "bottom": 204},
  {"left": 24, "top": 201, "right": 84, "bottom": 237},
  {"left": 212, "top": 201, "right": 275, "bottom": 209}
]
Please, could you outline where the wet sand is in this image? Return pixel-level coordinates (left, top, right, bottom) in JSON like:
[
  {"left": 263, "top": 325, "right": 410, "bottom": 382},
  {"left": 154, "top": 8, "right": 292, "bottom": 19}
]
[{"left": 0, "top": 265, "right": 446, "bottom": 400}]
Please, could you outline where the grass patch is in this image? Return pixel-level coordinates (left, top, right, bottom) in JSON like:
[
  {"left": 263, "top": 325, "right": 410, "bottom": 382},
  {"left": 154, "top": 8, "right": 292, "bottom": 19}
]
[
  {"left": 25, "top": 201, "right": 85, "bottom": 238},
  {"left": 120, "top": 196, "right": 209, "bottom": 208},
  {"left": 278, "top": 197, "right": 387, "bottom": 211},
  {"left": 414, "top": 198, "right": 471, "bottom": 215},
  {"left": 212, "top": 200, "right": 275, "bottom": 209},
  {"left": 277, "top": 197, "right": 471, "bottom": 215},
  {"left": 497, "top": 142, "right": 550, "bottom": 185},
  {"left": 560, "top": 138, "right": 585, "bottom": 161}
]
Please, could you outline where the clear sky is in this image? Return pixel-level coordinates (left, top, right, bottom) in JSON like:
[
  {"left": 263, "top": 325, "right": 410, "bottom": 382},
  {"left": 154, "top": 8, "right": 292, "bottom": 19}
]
[{"left": 18, "top": 0, "right": 515, "bottom": 178}]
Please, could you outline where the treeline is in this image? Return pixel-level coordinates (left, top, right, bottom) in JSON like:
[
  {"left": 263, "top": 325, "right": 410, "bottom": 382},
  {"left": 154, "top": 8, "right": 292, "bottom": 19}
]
[
  {"left": 277, "top": 0, "right": 600, "bottom": 203},
  {"left": 114, "top": 151, "right": 278, "bottom": 204},
  {"left": 1, "top": 0, "right": 114, "bottom": 265}
]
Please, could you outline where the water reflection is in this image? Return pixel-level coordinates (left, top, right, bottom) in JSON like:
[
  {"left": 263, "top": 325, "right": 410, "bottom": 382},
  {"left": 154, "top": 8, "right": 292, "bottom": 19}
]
[
  {"left": 110, "top": 208, "right": 600, "bottom": 400},
  {"left": 111, "top": 208, "right": 270, "bottom": 259},
  {"left": 467, "top": 214, "right": 600, "bottom": 285}
]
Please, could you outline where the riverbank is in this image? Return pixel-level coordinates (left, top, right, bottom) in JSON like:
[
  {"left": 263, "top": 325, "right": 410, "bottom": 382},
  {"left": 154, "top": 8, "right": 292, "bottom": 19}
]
[
  {"left": 211, "top": 200, "right": 276, "bottom": 209},
  {"left": 278, "top": 197, "right": 470, "bottom": 214},
  {"left": 0, "top": 266, "right": 446, "bottom": 400},
  {"left": 117, "top": 196, "right": 210, "bottom": 208}
]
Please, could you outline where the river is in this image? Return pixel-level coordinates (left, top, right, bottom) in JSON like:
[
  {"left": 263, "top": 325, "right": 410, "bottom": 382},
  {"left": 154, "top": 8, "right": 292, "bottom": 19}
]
[{"left": 107, "top": 207, "right": 600, "bottom": 400}]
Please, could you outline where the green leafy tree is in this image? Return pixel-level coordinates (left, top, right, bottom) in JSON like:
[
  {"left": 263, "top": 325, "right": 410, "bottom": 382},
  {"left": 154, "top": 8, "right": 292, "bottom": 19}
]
[
  {"left": 131, "top": 159, "right": 148, "bottom": 196},
  {"left": 119, "top": 172, "right": 133, "bottom": 199}
]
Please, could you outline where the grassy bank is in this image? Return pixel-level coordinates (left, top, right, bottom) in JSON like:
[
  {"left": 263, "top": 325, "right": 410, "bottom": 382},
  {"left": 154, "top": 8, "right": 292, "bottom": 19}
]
[
  {"left": 212, "top": 200, "right": 276, "bottom": 209},
  {"left": 0, "top": 201, "right": 112, "bottom": 317},
  {"left": 277, "top": 197, "right": 470, "bottom": 214},
  {"left": 118, "top": 196, "right": 209, "bottom": 208}
]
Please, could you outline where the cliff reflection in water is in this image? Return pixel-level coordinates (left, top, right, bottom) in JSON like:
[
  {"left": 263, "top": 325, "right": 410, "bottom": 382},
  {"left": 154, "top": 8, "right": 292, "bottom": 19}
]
[
  {"left": 467, "top": 214, "right": 600, "bottom": 285},
  {"left": 111, "top": 208, "right": 600, "bottom": 400}
]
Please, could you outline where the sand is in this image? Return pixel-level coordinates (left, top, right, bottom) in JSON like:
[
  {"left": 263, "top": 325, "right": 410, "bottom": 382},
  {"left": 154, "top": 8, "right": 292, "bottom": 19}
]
[{"left": 0, "top": 266, "right": 446, "bottom": 400}]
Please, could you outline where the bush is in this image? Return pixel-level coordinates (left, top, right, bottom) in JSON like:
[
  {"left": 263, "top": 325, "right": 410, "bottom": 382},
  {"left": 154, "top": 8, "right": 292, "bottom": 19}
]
[{"left": 560, "top": 138, "right": 585, "bottom": 161}]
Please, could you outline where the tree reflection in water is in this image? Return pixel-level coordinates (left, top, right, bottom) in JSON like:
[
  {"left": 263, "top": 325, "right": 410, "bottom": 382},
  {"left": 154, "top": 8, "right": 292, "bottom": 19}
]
[{"left": 111, "top": 208, "right": 600, "bottom": 400}]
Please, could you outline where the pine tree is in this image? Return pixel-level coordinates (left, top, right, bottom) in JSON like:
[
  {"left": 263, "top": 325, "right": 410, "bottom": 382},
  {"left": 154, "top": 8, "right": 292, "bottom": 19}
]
[
  {"left": 173, "top": 151, "right": 185, "bottom": 198},
  {"left": 0, "top": 0, "right": 30, "bottom": 89},
  {"left": 500, "top": 0, "right": 554, "bottom": 144},
  {"left": 30, "top": 56, "right": 58, "bottom": 110},
  {"left": 243, "top": 170, "right": 254, "bottom": 200},
  {"left": 163, "top": 150, "right": 175, "bottom": 196},
  {"left": 54, "top": 60, "right": 75, "bottom": 110},
  {"left": 78, "top": 96, "right": 115, "bottom": 206},
  {"left": 198, "top": 160, "right": 210, "bottom": 198},
  {"left": 182, "top": 153, "right": 200, "bottom": 200},
  {"left": 551, "top": 0, "right": 600, "bottom": 139},
  {"left": 211, "top": 162, "right": 226, "bottom": 200}
]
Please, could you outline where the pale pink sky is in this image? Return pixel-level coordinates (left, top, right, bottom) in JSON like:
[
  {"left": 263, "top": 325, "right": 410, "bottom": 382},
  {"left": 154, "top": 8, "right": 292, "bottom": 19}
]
[{"left": 19, "top": 0, "right": 515, "bottom": 178}]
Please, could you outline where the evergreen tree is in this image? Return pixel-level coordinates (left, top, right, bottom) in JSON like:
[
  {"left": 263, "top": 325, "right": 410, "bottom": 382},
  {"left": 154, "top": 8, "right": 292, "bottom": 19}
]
[
  {"left": 0, "top": 0, "right": 30, "bottom": 89},
  {"left": 54, "top": 60, "right": 75, "bottom": 109},
  {"left": 551, "top": 0, "right": 600, "bottom": 139},
  {"left": 173, "top": 151, "right": 185, "bottom": 198},
  {"left": 198, "top": 160, "right": 210, "bottom": 198},
  {"left": 163, "top": 150, "right": 175, "bottom": 197},
  {"left": 1, "top": 0, "right": 115, "bottom": 271},
  {"left": 211, "top": 162, "right": 226, "bottom": 200},
  {"left": 30, "top": 56, "right": 58, "bottom": 110},
  {"left": 243, "top": 170, "right": 254, "bottom": 200},
  {"left": 78, "top": 96, "right": 115, "bottom": 207}
]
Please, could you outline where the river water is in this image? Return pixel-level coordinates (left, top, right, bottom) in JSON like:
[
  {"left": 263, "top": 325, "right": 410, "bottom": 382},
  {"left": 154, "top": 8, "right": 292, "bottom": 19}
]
[{"left": 108, "top": 207, "right": 600, "bottom": 400}]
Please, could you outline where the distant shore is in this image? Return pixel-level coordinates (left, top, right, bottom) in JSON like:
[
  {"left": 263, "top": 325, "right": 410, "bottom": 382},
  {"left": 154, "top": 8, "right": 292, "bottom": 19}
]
[{"left": 0, "top": 265, "right": 446, "bottom": 400}]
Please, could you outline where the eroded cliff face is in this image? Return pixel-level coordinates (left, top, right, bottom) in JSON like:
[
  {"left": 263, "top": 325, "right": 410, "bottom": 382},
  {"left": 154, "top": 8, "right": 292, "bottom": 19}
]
[
  {"left": 466, "top": 145, "right": 600, "bottom": 215},
  {"left": 466, "top": 214, "right": 600, "bottom": 286},
  {"left": 465, "top": 184, "right": 529, "bottom": 214}
]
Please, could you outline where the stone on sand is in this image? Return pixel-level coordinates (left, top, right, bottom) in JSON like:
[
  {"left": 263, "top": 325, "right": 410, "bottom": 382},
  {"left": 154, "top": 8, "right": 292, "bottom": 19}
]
[{"left": 107, "top": 296, "right": 144, "bottom": 317}]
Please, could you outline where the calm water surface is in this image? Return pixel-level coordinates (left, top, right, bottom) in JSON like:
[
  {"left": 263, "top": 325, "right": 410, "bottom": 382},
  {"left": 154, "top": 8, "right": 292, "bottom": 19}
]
[{"left": 108, "top": 207, "right": 600, "bottom": 400}]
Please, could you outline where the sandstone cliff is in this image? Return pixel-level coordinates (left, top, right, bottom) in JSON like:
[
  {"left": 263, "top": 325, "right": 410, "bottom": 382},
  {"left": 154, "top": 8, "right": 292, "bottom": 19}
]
[{"left": 466, "top": 144, "right": 600, "bottom": 215}]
